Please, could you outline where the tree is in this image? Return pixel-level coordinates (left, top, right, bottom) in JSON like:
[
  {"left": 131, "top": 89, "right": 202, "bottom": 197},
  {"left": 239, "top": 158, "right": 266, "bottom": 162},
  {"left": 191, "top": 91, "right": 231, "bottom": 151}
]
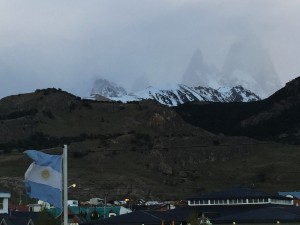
[
  {"left": 35, "top": 210, "right": 60, "bottom": 225},
  {"left": 188, "top": 211, "right": 199, "bottom": 225}
]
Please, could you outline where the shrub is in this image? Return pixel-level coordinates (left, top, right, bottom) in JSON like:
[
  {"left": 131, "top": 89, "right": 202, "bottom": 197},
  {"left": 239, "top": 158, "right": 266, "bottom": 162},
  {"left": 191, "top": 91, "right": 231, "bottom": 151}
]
[{"left": 42, "top": 110, "right": 55, "bottom": 119}]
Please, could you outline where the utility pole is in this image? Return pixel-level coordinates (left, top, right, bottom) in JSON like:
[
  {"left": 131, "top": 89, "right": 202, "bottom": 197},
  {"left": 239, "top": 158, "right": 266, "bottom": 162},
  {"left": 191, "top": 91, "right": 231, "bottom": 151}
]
[
  {"left": 63, "top": 145, "right": 68, "bottom": 225},
  {"left": 104, "top": 193, "right": 107, "bottom": 218}
]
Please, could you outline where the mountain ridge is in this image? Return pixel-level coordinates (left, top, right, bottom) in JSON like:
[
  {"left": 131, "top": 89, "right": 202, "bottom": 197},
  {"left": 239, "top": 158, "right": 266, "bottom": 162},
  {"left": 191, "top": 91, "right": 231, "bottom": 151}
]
[
  {"left": 175, "top": 76, "right": 300, "bottom": 143},
  {"left": 0, "top": 77, "right": 299, "bottom": 203},
  {"left": 90, "top": 79, "right": 260, "bottom": 106}
]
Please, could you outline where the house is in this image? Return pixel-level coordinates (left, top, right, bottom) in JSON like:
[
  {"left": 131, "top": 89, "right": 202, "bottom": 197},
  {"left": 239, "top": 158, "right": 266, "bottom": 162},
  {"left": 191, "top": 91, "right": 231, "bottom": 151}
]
[
  {"left": 0, "top": 188, "right": 43, "bottom": 225},
  {"left": 8, "top": 203, "right": 29, "bottom": 212},
  {"left": 89, "top": 198, "right": 104, "bottom": 206},
  {"left": 148, "top": 203, "right": 175, "bottom": 211},
  {"left": 80, "top": 210, "right": 181, "bottom": 225},
  {"left": 0, "top": 214, "right": 34, "bottom": 225},
  {"left": 279, "top": 191, "right": 300, "bottom": 206},
  {"left": 28, "top": 204, "right": 43, "bottom": 213},
  {"left": 187, "top": 187, "right": 293, "bottom": 206},
  {"left": 212, "top": 205, "right": 300, "bottom": 224},
  {"left": 47, "top": 206, "right": 81, "bottom": 225},
  {"left": 80, "top": 188, "right": 300, "bottom": 225},
  {"left": 46, "top": 205, "right": 132, "bottom": 224},
  {"left": 0, "top": 189, "right": 11, "bottom": 214},
  {"left": 68, "top": 200, "right": 79, "bottom": 207},
  {"left": 70, "top": 206, "right": 132, "bottom": 220},
  {"left": 184, "top": 187, "right": 300, "bottom": 224},
  {"left": 0, "top": 212, "right": 38, "bottom": 225}
]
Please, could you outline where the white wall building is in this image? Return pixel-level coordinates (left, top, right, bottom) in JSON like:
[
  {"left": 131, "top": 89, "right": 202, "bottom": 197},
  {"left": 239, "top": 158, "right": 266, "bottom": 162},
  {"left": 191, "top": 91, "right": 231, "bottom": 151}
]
[
  {"left": 0, "top": 190, "right": 11, "bottom": 214},
  {"left": 68, "top": 200, "right": 79, "bottom": 207},
  {"left": 187, "top": 187, "right": 293, "bottom": 207}
]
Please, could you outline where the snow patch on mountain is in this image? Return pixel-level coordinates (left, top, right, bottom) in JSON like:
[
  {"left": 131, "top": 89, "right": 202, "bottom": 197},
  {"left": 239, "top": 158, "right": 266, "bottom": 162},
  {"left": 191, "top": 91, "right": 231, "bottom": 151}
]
[{"left": 108, "top": 84, "right": 260, "bottom": 107}]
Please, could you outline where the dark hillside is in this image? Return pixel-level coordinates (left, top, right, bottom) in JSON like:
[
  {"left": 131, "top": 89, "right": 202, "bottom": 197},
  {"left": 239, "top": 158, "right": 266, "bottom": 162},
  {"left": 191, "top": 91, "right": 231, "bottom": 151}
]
[
  {"left": 175, "top": 76, "right": 300, "bottom": 143},
  {"left": 1, "top": 86, "right": 300, "bottom": 203}
]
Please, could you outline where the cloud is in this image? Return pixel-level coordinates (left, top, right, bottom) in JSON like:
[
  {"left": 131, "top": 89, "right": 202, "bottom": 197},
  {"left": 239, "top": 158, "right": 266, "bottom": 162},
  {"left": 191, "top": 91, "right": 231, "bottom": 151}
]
[{"left": 0, "top": 0, "right": 300, "bottom": 98}]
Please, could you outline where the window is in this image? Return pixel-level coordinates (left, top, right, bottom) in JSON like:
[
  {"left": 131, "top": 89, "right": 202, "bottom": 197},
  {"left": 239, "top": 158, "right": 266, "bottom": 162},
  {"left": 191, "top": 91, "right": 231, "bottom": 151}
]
[
  {"left": 0, "top": 198, "right": 3, "bottom": 210},
  {"left": 109, "top": 213, "right": 116, "bottom": 217}
]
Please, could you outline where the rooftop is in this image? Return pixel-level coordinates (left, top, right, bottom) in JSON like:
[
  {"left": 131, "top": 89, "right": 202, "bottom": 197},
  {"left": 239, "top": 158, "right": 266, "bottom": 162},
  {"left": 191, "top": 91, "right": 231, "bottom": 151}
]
[{"left": 188, "top": 187, "right": 290, "bottom": 200}]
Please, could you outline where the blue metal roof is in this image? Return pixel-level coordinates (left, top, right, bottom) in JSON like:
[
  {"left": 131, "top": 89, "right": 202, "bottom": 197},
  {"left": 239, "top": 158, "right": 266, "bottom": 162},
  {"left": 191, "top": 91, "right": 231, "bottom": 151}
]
[
  {"left": 1, "top": 216, "right": 33, "bottom": 225},
  {"left": 214, "top": 205, "right": 300, "bottom": 223},
  {"left": 82, "top": 210, "right": 178, "bottom": 225},
  {"left": 0, "top": 212, "right": 38, "bottom": 225}
]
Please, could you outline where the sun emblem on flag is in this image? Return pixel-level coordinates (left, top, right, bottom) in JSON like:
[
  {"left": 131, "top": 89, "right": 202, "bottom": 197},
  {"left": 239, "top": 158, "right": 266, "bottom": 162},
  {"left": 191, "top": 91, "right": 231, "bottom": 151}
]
[{"left": 41, "top": 169, "right": 50, "bottom": 179}]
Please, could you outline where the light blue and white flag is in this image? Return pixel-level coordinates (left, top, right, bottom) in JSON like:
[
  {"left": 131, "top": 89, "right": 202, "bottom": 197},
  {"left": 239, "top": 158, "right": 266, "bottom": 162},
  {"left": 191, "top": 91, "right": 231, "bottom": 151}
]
[{"left": 24, "top": 150, "right": 62, "bottom": 208}]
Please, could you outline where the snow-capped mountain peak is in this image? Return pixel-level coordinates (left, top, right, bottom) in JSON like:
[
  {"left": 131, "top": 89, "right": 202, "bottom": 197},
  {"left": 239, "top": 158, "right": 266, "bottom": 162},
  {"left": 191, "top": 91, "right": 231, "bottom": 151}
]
[
  {"left": 218, "top": 85, "right": 261, "bottom": 102},
  {"left": 90, "top": 79, "right": 260, "bottom": 106}
]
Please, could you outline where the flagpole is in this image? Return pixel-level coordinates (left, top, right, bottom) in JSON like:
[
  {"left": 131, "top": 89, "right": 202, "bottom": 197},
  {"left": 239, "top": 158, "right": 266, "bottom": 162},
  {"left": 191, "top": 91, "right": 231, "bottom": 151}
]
[{"left": 63, "top": 145, "right": 68, "bottom": 225}]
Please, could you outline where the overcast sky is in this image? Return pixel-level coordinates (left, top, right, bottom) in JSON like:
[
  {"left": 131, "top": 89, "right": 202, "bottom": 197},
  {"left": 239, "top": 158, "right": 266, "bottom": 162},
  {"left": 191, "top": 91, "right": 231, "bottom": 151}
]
[{"left": 0, "top": 0, "right": 300, "bottom": 98}]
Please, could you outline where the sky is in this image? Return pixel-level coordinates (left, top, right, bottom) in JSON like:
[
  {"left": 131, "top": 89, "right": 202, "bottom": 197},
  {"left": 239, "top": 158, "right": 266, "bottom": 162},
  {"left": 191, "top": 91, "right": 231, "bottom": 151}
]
[{"left": 0, "top": 0, "right": 300, "bottom": 98}]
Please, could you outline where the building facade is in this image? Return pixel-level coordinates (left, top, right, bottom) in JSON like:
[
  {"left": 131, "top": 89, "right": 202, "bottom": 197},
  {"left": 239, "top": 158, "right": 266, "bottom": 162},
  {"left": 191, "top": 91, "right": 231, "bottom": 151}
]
[
  {"left": 187, "top": 187, "right": 293, "bottom": 207},
  {"left": 0, "top": 189, "right": 11, "bottom": 214}
]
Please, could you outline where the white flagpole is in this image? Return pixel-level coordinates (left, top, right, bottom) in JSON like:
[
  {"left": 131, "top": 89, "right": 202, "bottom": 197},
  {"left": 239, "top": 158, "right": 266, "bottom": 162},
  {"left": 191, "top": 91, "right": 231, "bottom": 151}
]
[{"left": 63, "top": 145, "right": 68, "bottom": 225}]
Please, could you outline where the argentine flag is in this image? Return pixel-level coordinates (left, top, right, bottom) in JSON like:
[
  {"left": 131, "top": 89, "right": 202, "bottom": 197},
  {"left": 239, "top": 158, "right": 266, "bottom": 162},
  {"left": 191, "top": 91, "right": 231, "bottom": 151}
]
[{"left": 25, "top": 150, "right": 62, "bottom": 208}]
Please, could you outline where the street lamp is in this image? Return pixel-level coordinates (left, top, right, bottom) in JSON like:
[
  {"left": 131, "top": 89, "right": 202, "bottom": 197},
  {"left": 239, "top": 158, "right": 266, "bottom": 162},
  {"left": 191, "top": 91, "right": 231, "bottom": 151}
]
[{"left": 68, "top": 184, "right": 76, "bottom": 188}]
